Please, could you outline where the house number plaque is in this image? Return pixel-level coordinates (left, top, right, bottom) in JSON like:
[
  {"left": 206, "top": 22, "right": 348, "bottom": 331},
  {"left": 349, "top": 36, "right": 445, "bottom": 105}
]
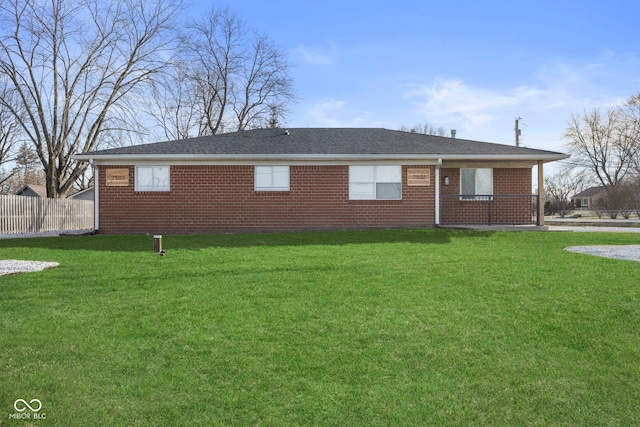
[
  {"left": 407, "top": 168, "right": 430, "bottom": 186},
  {"left": 106, "top": 168, "right": 130, "bottom": 187}
]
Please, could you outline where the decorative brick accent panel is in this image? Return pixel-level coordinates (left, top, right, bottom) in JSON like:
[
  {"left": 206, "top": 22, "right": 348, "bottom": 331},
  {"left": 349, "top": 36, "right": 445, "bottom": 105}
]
[{"left": 98, "top": 165, "right": 436, "bottom": 234}]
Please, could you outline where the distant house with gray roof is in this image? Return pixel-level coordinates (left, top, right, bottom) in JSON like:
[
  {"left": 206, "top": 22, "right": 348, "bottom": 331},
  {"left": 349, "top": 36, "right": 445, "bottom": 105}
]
[
  {"left": 571, "top": 186, "right": 607, "bottom": 210},
  {"left": 74, "top": 128, "right": 568, "bottom": 234},
  {"left": 15, "top": 184, "right": 47, "bottom": 198},
  {"left": 67, "top": 187, "right": 95, "bottom": 201}
]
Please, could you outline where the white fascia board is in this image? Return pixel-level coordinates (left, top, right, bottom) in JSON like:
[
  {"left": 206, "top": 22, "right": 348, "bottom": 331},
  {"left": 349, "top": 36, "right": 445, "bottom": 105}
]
[
  {"left": 75, "top": 152, "right": 569, "bottom": 165},
  {"left": 440, "top": 153, "right": 569, "bottom": 162},
  {"left": 76, "top": 154, "right": 442, "bottom": 165}
]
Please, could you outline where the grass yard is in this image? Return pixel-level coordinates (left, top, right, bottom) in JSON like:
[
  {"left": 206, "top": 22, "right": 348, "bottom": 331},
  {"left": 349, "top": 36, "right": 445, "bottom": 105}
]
[{"left": 1, "top": 229, "right": 639, "bottom": 426}]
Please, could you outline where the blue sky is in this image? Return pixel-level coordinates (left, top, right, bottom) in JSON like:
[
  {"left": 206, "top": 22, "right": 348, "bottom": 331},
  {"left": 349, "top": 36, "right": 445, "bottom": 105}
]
[{"left": 190, "top": 0, "right": 638, "bottom": 167}]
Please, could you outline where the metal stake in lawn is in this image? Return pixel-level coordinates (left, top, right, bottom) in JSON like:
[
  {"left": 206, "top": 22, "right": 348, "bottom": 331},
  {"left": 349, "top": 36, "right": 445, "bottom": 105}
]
[{"left": 154, "top": 235, "right": 166, "bottom": 255}]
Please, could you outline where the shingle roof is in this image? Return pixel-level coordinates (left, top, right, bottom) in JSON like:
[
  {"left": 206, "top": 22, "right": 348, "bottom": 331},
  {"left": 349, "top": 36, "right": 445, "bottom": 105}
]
[
  {"left": 75, "top": 128, "right": 567, "bottom": 160},
  {"left": 15, "top": 184, "right": 47, "bottom": 197},
  {"left": 572, "top": 186, "right": 607, "bottom": 199}
]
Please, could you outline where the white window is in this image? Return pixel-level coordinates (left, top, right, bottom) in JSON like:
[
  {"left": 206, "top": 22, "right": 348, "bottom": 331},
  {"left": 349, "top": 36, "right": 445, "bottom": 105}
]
[
  {"left": 255, "top": 166, "right": 290, "bottom": 191},
  {"left": 581, "top": 198, "right": 589, "bottom": 208},
  {"left": 349, "top": 165, "right": 402, "bottom": 200},
  {"left": 460, "top": 168, "right": 492, "bottom": 200},
  {"left": 135, "top": 166, "right": 170, "bottom": 191}
]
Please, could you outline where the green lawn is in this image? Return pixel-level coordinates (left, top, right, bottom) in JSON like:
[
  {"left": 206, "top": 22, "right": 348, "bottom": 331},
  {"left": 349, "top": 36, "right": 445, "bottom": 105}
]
[{"left": 1, "top": 229, "right": 639, "bottom": 426}]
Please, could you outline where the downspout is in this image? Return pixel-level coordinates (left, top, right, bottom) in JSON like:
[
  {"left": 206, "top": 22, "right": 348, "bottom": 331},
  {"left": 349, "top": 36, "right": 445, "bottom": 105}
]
[
  {"left": 435, "top": 158, "right": 442, "bottom": 225},
  {"left": 537, "top": 160, "right": 544, "bottom": 226},
  {"left": 91, "top": 160, "right": 99, "bottom": 231}
]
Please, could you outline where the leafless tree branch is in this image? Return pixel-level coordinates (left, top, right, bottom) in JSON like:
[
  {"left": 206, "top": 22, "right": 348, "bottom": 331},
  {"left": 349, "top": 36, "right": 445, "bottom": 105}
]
[
  {"left": 151, "top": 6, "right": 295, "bottom": 139},
  {"left": 0, "top": 0, "right": 181, "bottom": 197}
]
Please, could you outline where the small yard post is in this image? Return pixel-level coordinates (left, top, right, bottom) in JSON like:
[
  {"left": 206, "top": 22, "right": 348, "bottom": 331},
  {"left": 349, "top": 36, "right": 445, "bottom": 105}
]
[{"left": 154, "top": 235, "right": 163, "bottom": 253}]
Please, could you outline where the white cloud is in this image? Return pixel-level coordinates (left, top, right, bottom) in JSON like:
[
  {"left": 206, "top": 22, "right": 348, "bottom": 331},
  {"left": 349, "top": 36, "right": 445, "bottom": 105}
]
[
  {"left": 402, "top": 51, "right": 640, "bottom": 139},
  {"left": 297, "top": 98, "right": 383, "bottom": 128},
  {"left": 533, "top": 59, "right": 631, "bottom": 109},
  {"left": 403, "top": 78, "right": 549, "bottom": 132},
  {"left": 292, "top": 43, "right": 337, "bottom": 65},
  {"left": 307, "top": 99, "right": 347, "bottom": 126},
  {"left": 287, "top": 50, "right": 639, "bottom": 157}
]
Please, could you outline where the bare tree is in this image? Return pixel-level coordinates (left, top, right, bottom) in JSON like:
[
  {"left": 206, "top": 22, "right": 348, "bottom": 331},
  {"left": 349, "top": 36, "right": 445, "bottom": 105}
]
[
  {"left": 564, "top": 108, "right": 636, "bottom": 187},
  {"left": 617, "top": 92, "right": 640, "bottom": 177},
  {"left": 149, "top": 65, "right": 200, "bottom": 141},
  {"left": 12, "top": 142, "right": 42, "bottom": 186},
  {"left": 0, "top": 114, "right": 17, "bottom": 189},
  {"left": 617, "top": 182, "right": 636, "bottom": 219},
  {"left": 0, "top": 0, "right": 180, "bottom": 197},
  {"left": 630, "top": 177, "right": 640, "bottom": 219},
  {"left": 399, "top": 122, "right": 448, "bottom": 136},
  {"left": 152, "top": 6, "right": 295, "bottom": 139},
  {"left": 231, "top": 33, "right": 294, "bottom": 130},
  {"left": 564, "top": 95, "right": 640, "bottom": 217},
  {"left": 0, "top": 81, "right": 19, "bottom": 188},
  {"left": 563, "top": 107, "right": 639, "bottom": 214},
  {"left": 544, "top": 171, "right": 585, "bottom": 218}
]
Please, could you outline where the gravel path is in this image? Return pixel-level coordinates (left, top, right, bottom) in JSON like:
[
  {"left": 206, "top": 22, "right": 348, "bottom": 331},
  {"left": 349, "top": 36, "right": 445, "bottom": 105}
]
[
  {"left": 548, "top": 225, "right": 640, "bottom": 233},
  {"left": 0, "top": 230, "right": 92, "bottom": 239},
  {"left": 545, "top": 225, "right": 640, "bottom": 262},
  {"left": 0, "top": 260, "right": 60, "bottom": 276},
  {"left": 564, "top": 245, "right": 640, "bottom": 262}
]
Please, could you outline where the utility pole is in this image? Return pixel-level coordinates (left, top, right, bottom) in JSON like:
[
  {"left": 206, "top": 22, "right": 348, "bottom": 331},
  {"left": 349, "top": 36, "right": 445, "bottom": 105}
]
[{"left": 515, "top": 117, "right": 522, "bottom": 147}]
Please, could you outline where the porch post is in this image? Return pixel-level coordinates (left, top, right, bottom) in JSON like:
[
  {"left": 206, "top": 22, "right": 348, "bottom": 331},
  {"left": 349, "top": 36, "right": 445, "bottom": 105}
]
[{"left": 537, "top": 160, "right": 544, "bottom": 226}]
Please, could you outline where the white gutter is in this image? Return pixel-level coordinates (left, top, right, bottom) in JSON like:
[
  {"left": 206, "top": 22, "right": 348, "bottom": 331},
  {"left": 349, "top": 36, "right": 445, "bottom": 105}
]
[{"left": 73, "top": 153, "right": 569, "bottom": 164}]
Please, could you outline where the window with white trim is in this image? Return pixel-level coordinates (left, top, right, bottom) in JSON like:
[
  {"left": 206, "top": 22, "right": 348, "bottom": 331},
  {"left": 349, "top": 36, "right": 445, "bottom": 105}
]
[
  {"left": 255, "top": 166, "right": 290, "bottom": 191},
  {"left": 349, "top": 165, "right": 402, "bottom": 200},
  {"left": 135, "top": 166, "right": 170, "bottom": 191},
  {"left": 460, "top": 168, "right": 492, "bottom": 200}
]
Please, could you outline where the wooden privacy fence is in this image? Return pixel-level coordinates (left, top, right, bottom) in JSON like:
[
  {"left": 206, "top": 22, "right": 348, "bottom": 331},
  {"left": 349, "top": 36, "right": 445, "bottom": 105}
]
[{"left": 0, "top": 194, "right": 94, "bottom": 235}]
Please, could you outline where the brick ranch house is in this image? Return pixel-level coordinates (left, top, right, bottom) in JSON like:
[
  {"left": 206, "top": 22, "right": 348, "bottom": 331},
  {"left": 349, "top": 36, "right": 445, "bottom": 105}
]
[
  {"left": 74, "top": 128, "right": 568, "bottom": 234},
  {"left": 571, "top": 186, "right": 606, "bottom": 210}
]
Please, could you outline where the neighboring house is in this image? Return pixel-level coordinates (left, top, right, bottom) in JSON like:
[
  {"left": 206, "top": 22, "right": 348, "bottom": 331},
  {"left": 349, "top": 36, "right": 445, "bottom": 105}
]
[
  {"left": 68, "top": 187, "right": 95, "bottom": 201},
  {"left": 73, "top": 128, "right": 568, "bottom": 234},
  {"left": 15, "top": 184, "right": 47, "bottom": 198},
  {"left": 571, "top": 186, "right": 606, "bottom": 209}
]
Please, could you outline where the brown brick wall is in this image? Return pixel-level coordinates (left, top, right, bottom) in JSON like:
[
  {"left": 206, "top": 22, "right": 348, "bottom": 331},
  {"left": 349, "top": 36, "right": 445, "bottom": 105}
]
[
  {"left": 98, "top": 165, "right": 437, "bottom": 234},
  {"left": 440, "top": 167, "right": 534, "bottom": 225}
]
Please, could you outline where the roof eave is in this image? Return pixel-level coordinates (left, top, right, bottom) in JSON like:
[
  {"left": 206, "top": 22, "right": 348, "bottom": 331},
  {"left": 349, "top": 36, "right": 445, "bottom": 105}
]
[
  {"left": 441, "top": 153, "right": 569, "bottom": 163},
  {"left": 74, "top": 153, "right": 569, "bottom": 163}
]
